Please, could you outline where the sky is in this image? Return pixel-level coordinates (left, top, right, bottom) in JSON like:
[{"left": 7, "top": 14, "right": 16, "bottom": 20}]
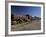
[{"left": 11, "top": 6, "right": 41, "bottom": 17}]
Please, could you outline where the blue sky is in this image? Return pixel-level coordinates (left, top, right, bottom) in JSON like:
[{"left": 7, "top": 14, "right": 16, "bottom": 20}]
[{"left": 11, "top": 6, "right": 41, "bottom": 17}]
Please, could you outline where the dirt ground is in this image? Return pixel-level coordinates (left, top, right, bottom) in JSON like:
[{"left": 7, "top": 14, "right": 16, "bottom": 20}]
[{"left": 11, "top": 20, "right": 41, "bottom": 31}]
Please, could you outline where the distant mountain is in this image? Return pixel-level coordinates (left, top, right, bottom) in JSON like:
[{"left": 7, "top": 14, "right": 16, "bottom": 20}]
[{"left": 32, "top": 16, "right": 41, "bottom": 20}]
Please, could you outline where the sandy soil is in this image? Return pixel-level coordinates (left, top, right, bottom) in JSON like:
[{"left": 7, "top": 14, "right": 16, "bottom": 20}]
[{"left": 11, "top": 20, "right": 41, "bottom": 31}]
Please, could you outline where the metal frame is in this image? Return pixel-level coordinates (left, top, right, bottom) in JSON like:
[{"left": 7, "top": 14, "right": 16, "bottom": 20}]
[{"left": 5, "top": 1, "right": 45, "bottom": 36}]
